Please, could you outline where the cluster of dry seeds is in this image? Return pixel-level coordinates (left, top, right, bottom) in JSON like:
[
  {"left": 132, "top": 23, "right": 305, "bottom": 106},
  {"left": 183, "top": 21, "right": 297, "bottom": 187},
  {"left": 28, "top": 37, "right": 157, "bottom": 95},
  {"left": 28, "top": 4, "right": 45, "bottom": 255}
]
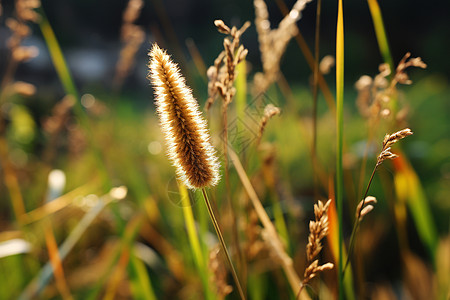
[
  {"left": 356, "top": 53, "right": 427, "bottom": 122},
  {"left": 205, "top": 20, "right": 250, "bottom": 111},
  {"left": 377, "top": 128, "right": 413, "bottom": 166},
  {"left": 2, "top": 0, "right": 41, "bottom": 100},
  {"left": 253, "top": 0, "right": 313, "bottom": 94},
  {"left": 303, "top": 199, "right": 334, "bottom": 286}
]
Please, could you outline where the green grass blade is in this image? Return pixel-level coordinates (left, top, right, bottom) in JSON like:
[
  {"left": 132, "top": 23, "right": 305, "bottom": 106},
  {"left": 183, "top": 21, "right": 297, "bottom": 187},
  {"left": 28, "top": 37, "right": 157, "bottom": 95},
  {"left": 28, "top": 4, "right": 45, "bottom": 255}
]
[
  {"left": 394, "top": 156, "right": 438, "bottom": 263},
  {"left": 129, "top": 254, "right": 157, "bottom": 300},
  {"left": 335, "top": 0, "right": 345, "bottom": 298},
  {"left": 180, "top": 184, "right": 215, "bottom": 300},
  {"left": 367, "top": 0, "right": 394, "bottom": 71}
]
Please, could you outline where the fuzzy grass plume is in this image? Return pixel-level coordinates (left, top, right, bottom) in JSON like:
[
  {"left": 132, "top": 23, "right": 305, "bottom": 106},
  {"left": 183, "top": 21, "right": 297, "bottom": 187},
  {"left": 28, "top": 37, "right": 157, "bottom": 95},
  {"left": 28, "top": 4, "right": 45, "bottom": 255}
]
[{"left": 148, "top": 43, "right": 220, "bottom": 189}]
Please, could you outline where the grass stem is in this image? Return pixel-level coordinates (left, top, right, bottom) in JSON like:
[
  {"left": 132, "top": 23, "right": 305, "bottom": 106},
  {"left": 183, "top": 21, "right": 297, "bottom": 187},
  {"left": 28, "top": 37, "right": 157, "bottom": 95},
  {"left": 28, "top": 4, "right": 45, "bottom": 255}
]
[
  {"left": 312, "top": 0, "right": 322, "bottom": 198},
  {"left": 201, "top": 188, "right": 246, "bottom": 300},
  {"left": 343, "top": 164, "right": 378, "bottom": 274}
]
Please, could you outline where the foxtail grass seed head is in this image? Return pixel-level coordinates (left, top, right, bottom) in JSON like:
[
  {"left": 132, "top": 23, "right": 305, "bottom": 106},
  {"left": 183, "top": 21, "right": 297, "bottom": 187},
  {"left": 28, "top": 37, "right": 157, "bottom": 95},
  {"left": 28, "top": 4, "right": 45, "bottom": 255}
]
[{"left": 148, "top": 43, "right": 220, "bottom": 189}]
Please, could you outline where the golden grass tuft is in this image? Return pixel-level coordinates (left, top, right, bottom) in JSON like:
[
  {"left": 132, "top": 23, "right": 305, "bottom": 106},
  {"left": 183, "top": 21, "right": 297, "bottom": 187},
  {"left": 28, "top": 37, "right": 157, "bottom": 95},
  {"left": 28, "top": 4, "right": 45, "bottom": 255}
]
[
  {"left": 148, "top": 43, "right": 220, "bottom": 189},
  {"left": 302, "top": 199, "right": 334, "bottom": 288}
]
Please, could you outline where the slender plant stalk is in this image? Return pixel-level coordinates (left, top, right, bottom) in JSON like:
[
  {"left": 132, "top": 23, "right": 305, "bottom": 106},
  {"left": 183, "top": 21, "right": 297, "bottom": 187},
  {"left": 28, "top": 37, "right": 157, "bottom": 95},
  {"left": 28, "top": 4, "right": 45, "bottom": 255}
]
[
  {"left": 234, "top": 59, "right": 248, "bottom": 289},
  {"left": 201, "top": 188, "right": 246, "bottom": 300},
  {"left": 335, "top": 0, "right": 345, "bottom": 298},
  {"left": 180, "top": 185, "right": 204, "bottom": 269},
  {"left": 179, "top": 185, "right": 214, "bottom": 300},
  {"left": 312, "top": 0, "right": 322, "bottom": 197},
  {"left": 343, "top": 165, "right": 377, "bottom": 274},
  {"left": 367, "top": 0, "right": 394, "bottom": 72}
]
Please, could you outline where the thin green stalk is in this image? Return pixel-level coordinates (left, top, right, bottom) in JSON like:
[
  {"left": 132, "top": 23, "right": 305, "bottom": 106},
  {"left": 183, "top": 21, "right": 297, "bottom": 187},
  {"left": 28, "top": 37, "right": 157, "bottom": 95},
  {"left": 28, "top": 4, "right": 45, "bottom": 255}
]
[
  {"left": 343, "top": 165, "right": 377, "bottom": 274},
  {"left": 129, "top": 254, "right": 157, "bottom": 300},
  {"left": 201, "top": 188, "right": 246, "bottom": 300},
  {"left": 367, "top": 0, "right": 394, "bottom": 72},
  {"left": 180, "top": 185, "right": 204, "bottom": 269},
  {"left": 312, "top": 0, "right": 322, "bottom": 199},
  {"left": 335, "top": 0, "right": 344, "bottom": 298},
  {"left": 179, "top": 185, "right": 214, "bottom": 300}
]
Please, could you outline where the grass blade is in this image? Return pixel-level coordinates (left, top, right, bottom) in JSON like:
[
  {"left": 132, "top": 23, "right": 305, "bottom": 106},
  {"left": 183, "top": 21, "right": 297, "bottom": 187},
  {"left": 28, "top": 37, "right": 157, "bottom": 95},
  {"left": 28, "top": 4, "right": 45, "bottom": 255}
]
[
  {"left": 179, "top": 184, "right": 214, "bottom": 300},
  {"left": 393, "top": 155, "right": 438, "bottom": 263},
  {"left": 335, "top": 0, "right": 345, "bottom": 298},
  {"left": 367, "top": 0, "right": 394, "bottom": 71}
]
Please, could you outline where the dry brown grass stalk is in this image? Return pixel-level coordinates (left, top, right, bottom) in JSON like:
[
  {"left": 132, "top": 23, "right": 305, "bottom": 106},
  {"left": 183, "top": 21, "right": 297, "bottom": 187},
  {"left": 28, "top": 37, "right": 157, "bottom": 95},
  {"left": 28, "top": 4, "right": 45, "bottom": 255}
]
[
  {"left": 113, "top": 0, "right": 145, "bottom": 88},
  {"left": 205, "top": 20, "right": 250, "bottom": 111},
  {"left": 302, "top": 200, "right": 334, "bottom": 289},
  {"left": 256, "top": 104, "right": 281, "bottom": 146},
  {"left": 148, "top": 43, "right": 220, "bottom": 189},
  {"left": 253, "top": 0, "right": 312, "bottom": 94}
]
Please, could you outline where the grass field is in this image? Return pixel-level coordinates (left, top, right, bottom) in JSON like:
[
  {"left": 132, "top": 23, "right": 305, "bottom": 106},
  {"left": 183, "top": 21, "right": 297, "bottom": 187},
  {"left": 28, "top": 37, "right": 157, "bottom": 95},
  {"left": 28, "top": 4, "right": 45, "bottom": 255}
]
[{"left": 0, "top": 0, "right": 449, "bottom": 299}]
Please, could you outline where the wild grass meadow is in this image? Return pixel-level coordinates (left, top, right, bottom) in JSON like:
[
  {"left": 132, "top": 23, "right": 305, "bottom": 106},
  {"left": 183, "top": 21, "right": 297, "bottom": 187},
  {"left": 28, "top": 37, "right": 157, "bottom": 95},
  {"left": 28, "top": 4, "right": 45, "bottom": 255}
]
[{"left": 0, "top": 0, "right": 449, "bottom": 299}]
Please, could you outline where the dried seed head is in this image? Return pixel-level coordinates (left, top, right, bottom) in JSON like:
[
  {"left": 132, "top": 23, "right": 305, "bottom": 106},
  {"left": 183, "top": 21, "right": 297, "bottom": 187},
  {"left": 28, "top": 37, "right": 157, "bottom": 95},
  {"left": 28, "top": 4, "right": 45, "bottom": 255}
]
[
  {"left": 319, "top": 55, "right": 335, "bottom": 75},
  {"left": 383, "top": 128, "right": 413, "bottom": 148},
  {"left": 214, "top": 19, "right": 231, "bottom": 34},
  {"left": 148, "top": 43, "right": 220, "bottom": 189},
  {"left": 306, "top": 199, "right": 331, "bottom": 262},
  {"left": 377, "top": 128, "right": 413, "bottom": 166},
  {"left": 12, "top": 45, "right": 39, "bottom": 62},
  {"left": 303, "top": 259, "right": 334, "bottom": 285},
  {"left": 12, "top": 81, "right": 36, "bottom": 97},
  {"left": 356, "top": 196, "right": 377, "bottom": 221}
]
